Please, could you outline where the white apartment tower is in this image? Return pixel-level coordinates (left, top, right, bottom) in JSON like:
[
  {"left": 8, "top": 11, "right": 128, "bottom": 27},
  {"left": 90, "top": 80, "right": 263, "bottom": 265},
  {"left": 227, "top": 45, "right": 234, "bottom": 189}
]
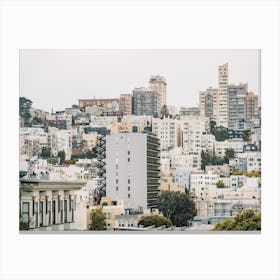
[
  {"left": 106, "top": 132, "right": 160, "bottom": 210},
  {"left": 149, "top": 75, "right": 167, "bottom": 108},
  {"left": 152, "top": 118, "right": 181, "bottom": 149},
  {"left": 217, "top": 63, "right": 229, "bottom": 127},
  {"left": 180, "top": 116, "right": 209, "bottom": 154}
]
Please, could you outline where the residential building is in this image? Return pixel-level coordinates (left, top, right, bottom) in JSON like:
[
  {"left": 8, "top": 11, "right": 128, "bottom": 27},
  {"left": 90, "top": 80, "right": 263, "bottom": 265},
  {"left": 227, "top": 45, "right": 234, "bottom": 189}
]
[
  {"left": 199, "top": 87, "right": 218, "bottom": 121},
  {"left": 149, "top": 75, "right": 167, "bottom": 108},
  {"left": 215, "top": 139, "right": 244, "bottom": 157},
  {"left": 79, "top": 97, "right": 119, "bottom": 110},
  {"left": 152, "top": 117, "right": 181, "bottom": 149},
  {"left": 20, "top": 178, "right": 85, "bottom": 230},
  {"left": 119, "top": 94, "right": 132, "bottom": 115},
  {"left": 132, "top": 87, "right": 160, "bottom": 116},
  {"left": 245, "top": 92, "right": 259, "bottom": 121},
  {"left": 201, "top": 134, "right": 215, "bottom": 153},
  {"left": 87, "top": 197, "right": 126, "bottom": 230},
  {"left": 48, "top": 127, "right": 72, "bottom": 160},
  {"left": 227, "top": 83, "right": 247, "bottom": 129},
  {"left": 160, "top": 174, "right": 185, "bottom": 193},
  {"left": 180, "top": 116, "right": 209, "bottom": 153},
  {"left": 179, "top": 107, "right": 200, "bottom": 117},
  {"left": 190, "top": 171, "right": 219, "bottom": 194},
  {"left": 168, "top": 148, "right": 201, "bottom": 171},
  {"left": 110, "top": 123, "right": 133, "bottom": 135},
  {"left": 174, "top": 169, "right": 191, "bottom": 191},
  {"left": 121, "top": 115, "right": 152, "bottom": 132},
  {"left": 106, "top": 132, "right": 160, "bottom": 210},
  {"left": 217, "top": 63, "right": 229, "bottom": 127}
]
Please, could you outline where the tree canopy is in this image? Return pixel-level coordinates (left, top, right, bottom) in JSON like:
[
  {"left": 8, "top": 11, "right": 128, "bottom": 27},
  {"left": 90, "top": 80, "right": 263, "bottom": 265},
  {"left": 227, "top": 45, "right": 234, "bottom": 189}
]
[
  {"left": 216, "top": 180, "right": 226, "bottom": 188},
  {"left": 138, "top": 215, "right": 172, "bottom": 228},
  {"left": 213, "top": 209, "right": 261, "bottom": 231},
  {"left": 19, "top": 97, "right": 32, "bottom": 126},
  {"left": 160, "top": 105, "right": 170, "bottom": 119},
  {"left": 157, "top": 191, "right": 197, "bottom": 227},
  {"left": 58, "top": 150, "right": 66, "bottom": 164},
  {"left": 88, "top": 208, "right": 106, "bottom": 230}
]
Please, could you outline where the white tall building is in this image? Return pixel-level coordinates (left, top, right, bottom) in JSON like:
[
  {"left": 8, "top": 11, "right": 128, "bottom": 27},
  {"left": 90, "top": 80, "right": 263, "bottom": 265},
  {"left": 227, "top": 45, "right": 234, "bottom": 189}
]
[
  {"left": 180, "top": 116, "right": 209, "bottom": 153},
  {"left": 152, "top": 118, "right": 181, "bottom": 149},
  {"left": 106, "top": 132, "right": 160, "bottom": 210},
  {"left": 217, "top": 63, "right": 229, "bottom": 127}
]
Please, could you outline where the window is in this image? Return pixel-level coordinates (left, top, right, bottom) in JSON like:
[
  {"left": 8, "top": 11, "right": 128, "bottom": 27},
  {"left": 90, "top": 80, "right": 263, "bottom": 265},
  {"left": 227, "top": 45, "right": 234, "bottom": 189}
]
[
  {"left": 116, "top": 186, "right": 118, "bottom": 191},
  {"left": 128, "top": 194, "right": 131, "bottom": 198},
  {"left": 116, "top": 179, "right": 118, "bottom": 184},
  {"left": 128, "top": 179, "right": 130, "bottom": 184},
  {"left": 39, "top": 201, "right": 43, "bottom": 226},
  {"left": 128, "top": 158, "right": 130, "bottom": 162},
  {"left": 128, "top": 186, "right": 130, "bottom": 191},
  {"left": 64, "top": 200, "right": 67, "bottom": 223},
  {"left": 22, "top": 202, "right": 29, "bottom": 224}
]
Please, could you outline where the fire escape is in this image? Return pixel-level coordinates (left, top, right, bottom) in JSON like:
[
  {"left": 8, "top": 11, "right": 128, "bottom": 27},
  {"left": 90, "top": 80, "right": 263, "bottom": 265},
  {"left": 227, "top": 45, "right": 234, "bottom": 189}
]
[{"left": 96, "top": 134, "right": 106, "bottom": 204}]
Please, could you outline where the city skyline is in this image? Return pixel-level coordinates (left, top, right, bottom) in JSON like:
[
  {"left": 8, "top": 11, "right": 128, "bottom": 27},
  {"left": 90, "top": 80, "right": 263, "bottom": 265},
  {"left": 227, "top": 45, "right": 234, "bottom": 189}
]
[{"left": 20, "top": 49, "right": 260, "bottom": 112}]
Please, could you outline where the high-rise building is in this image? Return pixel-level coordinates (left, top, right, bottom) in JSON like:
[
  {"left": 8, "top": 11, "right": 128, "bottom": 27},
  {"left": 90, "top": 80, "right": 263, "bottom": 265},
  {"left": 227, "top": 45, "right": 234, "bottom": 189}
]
[
  {"left": 245, "top": 92, "right": 259, "bottom": 121},
  {"left": 199, "top": 87, "right": 218, "bottom": 121},
  {"left": 106, "top": 132, "right": 160, "bottom": 210},
  {"left": 180, "top": 116, "right": 209, "bottom": 154},
  {"left": 119, "top": 94, "right": 132, "bottom": 115},
  {"left": 132, "top": 87, "right": 160, "bottom": 116},
  {"left": 149, "top": 75, "right": 167, "bottom": 108},
  {"left": 228, "top": 83, "right": 248, "bottom": 129},
  {"left": 152, "top": 118, "right": 181, "bottom": 149},
  {"left": 217, "top": 63, "right": 229, "bottom": 127}
]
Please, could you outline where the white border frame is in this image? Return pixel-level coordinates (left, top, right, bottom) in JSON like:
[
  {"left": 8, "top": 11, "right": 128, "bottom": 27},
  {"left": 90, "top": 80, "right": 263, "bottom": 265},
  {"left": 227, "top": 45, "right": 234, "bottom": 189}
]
[{"left": 1, "top": 1, "right": 280, "bottom": 280}]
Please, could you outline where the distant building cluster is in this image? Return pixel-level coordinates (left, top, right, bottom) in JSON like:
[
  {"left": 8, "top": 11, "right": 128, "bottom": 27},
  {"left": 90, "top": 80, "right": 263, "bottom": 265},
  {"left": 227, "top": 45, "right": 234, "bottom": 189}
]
[{"left": 19, "top": 65, "right": 261, "bottom": 231}]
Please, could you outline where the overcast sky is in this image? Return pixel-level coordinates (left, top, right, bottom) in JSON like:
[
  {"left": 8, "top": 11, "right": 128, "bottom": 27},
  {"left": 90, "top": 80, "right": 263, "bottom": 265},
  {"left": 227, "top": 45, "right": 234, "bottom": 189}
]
[{"left": 20, "top": 49, "right": 260, "bottom": 113}]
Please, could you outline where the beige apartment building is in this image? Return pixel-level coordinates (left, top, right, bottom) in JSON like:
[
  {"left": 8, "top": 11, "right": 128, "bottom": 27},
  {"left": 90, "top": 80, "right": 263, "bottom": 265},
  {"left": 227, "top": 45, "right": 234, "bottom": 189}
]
[
  {"left": 245, "top": 92, "right": 259, "bottom": 121},
  {"left": 149, "top": 75, "right": 167, "bottom": 108},
  {"left": 119, "top": 94, "right": 132, "bottom": 115}
]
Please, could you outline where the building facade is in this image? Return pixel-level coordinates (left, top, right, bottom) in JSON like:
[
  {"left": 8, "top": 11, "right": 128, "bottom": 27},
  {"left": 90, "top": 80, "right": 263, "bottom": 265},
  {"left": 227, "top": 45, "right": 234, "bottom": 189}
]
[
  {"left": 106, "top": 132, "right": 160, "bottom": 210},
  {"left": 20, "top": 179, "right": 85, "bottom": 230},
  {"left": 217, "top": 63, "right": 229, "bottom": 127},
  {"left": 227, "top": 83, "right": 247, "bottom": 129},
  {"left": 152, "top": 118, "right": 181, "bottom": 149},
  {"left": 149, "top": 75, "right": 167, "bottom": 108},
  {"left": 119, "top": 94, "right": 132, "bottom": 115},
  {"left": 132, "top": 87, "right": 160, "bottom": 116}
]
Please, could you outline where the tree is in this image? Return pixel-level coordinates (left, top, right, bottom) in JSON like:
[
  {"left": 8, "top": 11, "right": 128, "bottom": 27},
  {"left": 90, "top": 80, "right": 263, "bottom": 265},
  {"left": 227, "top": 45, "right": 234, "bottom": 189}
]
[
  {"left": 58, "top": 150, "right": 66, "bottom": 164},
  {"left": 19, "top": 97, "right": 32, "bottom": 126},
  {"left": 224, "top": 148, "right": 235, "bottom": 163},
  {"left": 32, "top": 116, "right": 44, "bottom": 125},
  {"left": 157, "top": 191, "right": 197, "bottom": 227},
  {"left": 153, "top": 112, "right": 159, "bottom": 118},
  {"left": 138, "top": 215, "right": 172, "bottom": 228},
  {"left": 160, "top": 105, "right": 170, "bottom": 119},
  {"left": 213, "top": 209, "right": 261, "bottom": 231},
  {"left": 216, "top": 180, "right": 226, "bottom": 188},
  {"left": 47, "top": 157, "right": 58, "bottom": 165},
  {"left": 41, "top": 147, "right": 51, "bottom": 159},
  {"left": 201, "top": 150, "right": 226, "bottom": 170},
  {"left": 88, "top": 208, "right": 106, "bottom": 230}
]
